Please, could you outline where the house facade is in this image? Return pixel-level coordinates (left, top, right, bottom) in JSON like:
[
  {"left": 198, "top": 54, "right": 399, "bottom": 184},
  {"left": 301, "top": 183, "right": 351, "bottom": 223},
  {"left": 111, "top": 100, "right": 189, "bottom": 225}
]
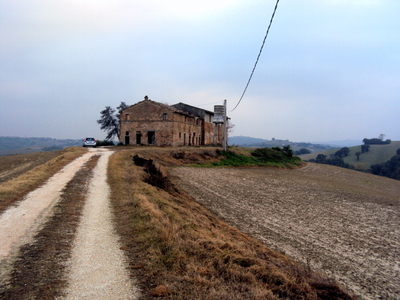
[{"left": 119, "top": 97, "right": 225, "bottom": 147}]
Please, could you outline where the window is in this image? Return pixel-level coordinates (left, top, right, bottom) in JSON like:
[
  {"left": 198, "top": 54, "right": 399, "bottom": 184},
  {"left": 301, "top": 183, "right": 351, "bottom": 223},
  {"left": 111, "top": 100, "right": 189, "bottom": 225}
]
[
  {"left": 125, "top": 114, "right": 131, "bottom": 120},
  {"left": 162, "top": 113, "right": 167, "bottom": 121}
]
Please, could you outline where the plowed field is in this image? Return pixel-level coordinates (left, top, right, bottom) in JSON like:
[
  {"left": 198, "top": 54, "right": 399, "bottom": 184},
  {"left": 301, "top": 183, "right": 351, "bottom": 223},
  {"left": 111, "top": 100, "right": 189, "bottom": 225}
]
[{"left": 172, "top": 163, "right": 400, "bottom": 300}]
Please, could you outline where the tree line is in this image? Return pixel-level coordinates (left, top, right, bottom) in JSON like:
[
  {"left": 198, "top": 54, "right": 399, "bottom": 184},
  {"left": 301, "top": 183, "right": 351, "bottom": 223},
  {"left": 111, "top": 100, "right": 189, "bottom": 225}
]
[
  {"left": 362, "top": 138, "right": 391, "bottom": 145},
  {"left": 370, "top": 148, "right": 400, "bottom": 180}
]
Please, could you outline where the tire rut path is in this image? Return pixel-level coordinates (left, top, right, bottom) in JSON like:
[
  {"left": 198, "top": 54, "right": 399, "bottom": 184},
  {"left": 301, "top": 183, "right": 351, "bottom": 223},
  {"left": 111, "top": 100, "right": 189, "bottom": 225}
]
[
  {"left": 63, "top": 149, "right": 138, "bottom": 300},
  {"left": 0, "top": 148, "right": 138, "bottom": 299}
]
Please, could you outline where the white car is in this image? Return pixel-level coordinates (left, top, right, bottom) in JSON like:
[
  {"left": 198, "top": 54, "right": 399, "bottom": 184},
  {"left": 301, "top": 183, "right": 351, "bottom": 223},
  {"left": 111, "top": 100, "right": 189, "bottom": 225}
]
[{"left": 83, "top": 137, "right": 97, "bottom": 147}]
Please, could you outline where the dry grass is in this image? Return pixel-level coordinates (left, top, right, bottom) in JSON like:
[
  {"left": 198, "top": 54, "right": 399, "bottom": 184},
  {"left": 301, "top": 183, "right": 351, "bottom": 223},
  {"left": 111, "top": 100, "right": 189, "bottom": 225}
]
[
  {"left": 0, "top": 147, "right": 87, "bottom": 214},
  {"left": 109, "top": 149, "right": 356, "bottom": 300}
]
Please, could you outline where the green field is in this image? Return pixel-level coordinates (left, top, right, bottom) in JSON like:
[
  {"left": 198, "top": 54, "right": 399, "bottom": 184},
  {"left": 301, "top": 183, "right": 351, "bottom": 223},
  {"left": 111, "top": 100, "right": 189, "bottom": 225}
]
[{"left": 299, "top": 141, "right": 400, "bottom": 170}]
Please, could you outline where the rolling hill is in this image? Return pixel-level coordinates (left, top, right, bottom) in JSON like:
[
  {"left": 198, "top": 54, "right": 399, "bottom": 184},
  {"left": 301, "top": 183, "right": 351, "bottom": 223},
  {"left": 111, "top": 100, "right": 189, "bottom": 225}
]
[
  {"left": 0, "top": 137, "right": 81, "bottom": 156},
  {"left": 299, "top": 141, "right": 400, "bottom": 170}
]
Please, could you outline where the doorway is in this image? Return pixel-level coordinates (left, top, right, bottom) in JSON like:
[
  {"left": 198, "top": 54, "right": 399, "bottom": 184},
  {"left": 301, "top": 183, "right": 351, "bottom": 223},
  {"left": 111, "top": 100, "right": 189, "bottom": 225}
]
[
  {"left": 136, "top": 131, "right": 142, "bottom": 145},
  {"left": 148, "top": 131, "right": 155, "bottom": 145}
]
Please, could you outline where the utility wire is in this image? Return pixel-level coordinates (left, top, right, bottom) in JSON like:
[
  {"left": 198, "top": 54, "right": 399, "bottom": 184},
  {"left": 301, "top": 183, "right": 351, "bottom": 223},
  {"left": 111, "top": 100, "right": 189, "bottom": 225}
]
[{"left": 231, "top": 0, "right": 280, "bottom": 112}]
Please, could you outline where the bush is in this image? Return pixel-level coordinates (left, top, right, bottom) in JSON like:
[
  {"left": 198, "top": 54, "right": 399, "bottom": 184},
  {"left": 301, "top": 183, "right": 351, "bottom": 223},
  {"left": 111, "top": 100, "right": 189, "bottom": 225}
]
[
  {"left": 334, "top": 147, "right": 350, "bottom": 158},
  {"left": 295, "top": 148, "right": 311, "bottom": 155},
  {"left": 310, "top": 154, "right": 353, "bottom": 170},
  {"left": 251, "top": 146, "right": 295, "bottom": 162},
  {"left": 212, "top": 147, "right": 301, "bottom": 168},
  {"left": 96, "top": 140, "right": 115, "bottom": 146}
]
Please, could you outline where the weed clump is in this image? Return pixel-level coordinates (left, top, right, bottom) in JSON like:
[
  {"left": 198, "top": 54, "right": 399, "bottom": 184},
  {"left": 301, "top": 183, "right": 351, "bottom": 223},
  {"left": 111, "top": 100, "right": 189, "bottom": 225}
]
[{"left": 132, "top": 154, "right": 178, "bottom": 194}]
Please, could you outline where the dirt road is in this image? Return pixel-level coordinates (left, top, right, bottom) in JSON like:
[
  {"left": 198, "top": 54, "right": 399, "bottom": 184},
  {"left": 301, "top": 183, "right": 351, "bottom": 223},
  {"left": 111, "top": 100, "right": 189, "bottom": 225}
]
[
  {"left": 0, "top": 148, "right": 138, "bottom": 299},
  {"left": 172, "top": 163, "right": 400, "bottom": 300}
]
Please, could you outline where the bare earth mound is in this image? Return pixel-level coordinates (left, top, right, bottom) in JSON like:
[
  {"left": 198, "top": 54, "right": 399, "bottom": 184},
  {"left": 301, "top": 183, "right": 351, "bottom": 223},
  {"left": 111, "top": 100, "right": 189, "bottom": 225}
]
[{"left": 172, "top": 163, "right": 400, "bottom": 299}]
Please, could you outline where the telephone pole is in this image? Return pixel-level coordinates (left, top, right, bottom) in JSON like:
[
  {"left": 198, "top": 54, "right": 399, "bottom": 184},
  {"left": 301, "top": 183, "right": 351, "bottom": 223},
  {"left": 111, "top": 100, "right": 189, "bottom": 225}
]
[{"left": 223, "top": 99, "right": 227, "bottom": 151}]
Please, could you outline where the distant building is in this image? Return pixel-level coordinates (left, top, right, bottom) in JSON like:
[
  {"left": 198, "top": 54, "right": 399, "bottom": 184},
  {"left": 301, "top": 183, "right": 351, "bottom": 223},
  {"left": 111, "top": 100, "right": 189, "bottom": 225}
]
[{"left": 119, "top": 96, "right": 226, "bottom": 146}]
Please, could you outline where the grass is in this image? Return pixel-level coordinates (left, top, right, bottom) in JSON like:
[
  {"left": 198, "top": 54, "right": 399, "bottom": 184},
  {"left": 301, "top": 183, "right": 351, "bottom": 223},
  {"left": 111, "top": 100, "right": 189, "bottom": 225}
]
[
  {"left": 0, "top": 147, "right": 87, "bottom": 214},
  {"left": 108, "top": 149, "right": 355, "bottom": 299}
]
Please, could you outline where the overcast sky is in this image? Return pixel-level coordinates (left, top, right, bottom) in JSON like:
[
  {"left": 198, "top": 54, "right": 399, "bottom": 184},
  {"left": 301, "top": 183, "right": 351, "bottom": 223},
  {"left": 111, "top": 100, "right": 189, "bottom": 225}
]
[{"left": 1, "top": 0, "right": 399, "bottom": 143}]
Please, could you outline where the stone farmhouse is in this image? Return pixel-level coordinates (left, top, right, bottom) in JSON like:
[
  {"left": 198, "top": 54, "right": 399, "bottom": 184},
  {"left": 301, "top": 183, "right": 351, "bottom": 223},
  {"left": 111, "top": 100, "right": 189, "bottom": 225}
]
[{"left": 119, "top": 96, "right": 226, "bottom": 147}]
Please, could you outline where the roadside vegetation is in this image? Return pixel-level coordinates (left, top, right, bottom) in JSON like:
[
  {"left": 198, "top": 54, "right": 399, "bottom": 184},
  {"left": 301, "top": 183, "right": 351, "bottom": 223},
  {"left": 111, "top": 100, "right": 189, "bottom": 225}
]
[
  {"left": 210, "top": 146, "right": 302, "bottom": 168},
  {"left": 0, "top": 147, "right": 87, "bottom": 214},
  {"left": 108, "top": 149, "right": 355, "bottom": 299}
]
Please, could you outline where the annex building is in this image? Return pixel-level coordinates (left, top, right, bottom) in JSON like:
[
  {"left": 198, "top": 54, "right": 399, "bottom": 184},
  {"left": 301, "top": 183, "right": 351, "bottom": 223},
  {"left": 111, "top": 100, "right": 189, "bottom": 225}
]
[{"left": 119, "top": 96, "right": 226, "bottom": 147}]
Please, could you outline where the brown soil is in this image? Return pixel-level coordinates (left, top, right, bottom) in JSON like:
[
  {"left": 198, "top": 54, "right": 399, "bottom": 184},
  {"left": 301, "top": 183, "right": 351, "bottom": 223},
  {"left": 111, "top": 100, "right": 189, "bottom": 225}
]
[{"left": 171, "top": 162, "right": 400, "bottom": 300}]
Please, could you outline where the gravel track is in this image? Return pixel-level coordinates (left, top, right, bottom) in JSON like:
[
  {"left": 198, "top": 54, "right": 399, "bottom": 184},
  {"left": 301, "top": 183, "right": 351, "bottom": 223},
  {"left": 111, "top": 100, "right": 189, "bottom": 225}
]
[
  {"left": 0, "top": 151, "right": 96, "bottom": 262},
  {"left": 172, "top": 163, "right": 400, "bottom": 300},
  {"left": 0, "top": 148, "right": 138, "bottom": 299},
  {"left": 64, "top": 149, "right": 138, "bottom": 300}
]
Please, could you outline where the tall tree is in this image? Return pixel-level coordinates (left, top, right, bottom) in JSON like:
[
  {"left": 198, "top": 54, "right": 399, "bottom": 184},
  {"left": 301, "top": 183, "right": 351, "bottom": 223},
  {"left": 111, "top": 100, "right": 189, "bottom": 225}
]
[
  {"left": 97, "top": 102, "right": 129, "bottom": 140},
  {"left": 355, "top": 151, "right": 361, "bottom": 161},
  {"left": 116, "top": 102, "right": 128, "bottom": 119}
]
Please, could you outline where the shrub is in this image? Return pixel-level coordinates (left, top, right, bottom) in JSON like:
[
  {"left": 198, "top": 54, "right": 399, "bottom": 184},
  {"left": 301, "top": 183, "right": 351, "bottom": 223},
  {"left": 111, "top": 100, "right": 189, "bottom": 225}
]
[
  {"left": 251, "top": 146, "right": 295, "bottom": 162},
  {"left": 96, "top": 140, "right": 115, "bottom": 146},
  {"left": 212, "top": 147, "right": 301, "bottom": 168},
  {"left": 295, "top": 148, "right": 311, "bottom": 155}
]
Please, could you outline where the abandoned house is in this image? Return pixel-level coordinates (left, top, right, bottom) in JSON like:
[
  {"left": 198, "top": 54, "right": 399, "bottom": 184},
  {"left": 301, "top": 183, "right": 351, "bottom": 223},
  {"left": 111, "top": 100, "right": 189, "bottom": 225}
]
[{"left": 119, "top": 96, "right": 226, "bottom": 146}]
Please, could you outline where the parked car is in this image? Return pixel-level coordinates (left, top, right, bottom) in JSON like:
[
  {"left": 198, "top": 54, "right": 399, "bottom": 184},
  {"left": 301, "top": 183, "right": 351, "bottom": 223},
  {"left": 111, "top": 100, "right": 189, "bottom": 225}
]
[{"left": 83, "top": 137, "right": 97, "bottom": 147}]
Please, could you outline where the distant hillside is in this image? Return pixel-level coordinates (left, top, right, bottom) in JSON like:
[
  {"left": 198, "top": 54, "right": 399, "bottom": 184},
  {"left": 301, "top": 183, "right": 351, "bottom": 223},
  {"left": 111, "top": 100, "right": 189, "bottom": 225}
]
[
  {"left": 0, "top": 136, "right": 81, "bottom": 156},
  {"left": 313, "top": 139, "right": 361, "bottom": 147},
  {"left": 228, "top": 136, "right": 335, "bottom": 152},
  {"left": 228, "top": 136, "right": 268, "bottom": 145},
  {"left": 300, "top": 141, "right": 400, "bottom": 170}
]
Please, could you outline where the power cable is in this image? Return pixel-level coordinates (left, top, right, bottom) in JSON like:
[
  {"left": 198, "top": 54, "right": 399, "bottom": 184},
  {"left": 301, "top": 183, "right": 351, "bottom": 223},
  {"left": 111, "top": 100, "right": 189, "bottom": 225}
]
[{"left": 231, "top": 0, "right": 281, "bottom": 112}]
